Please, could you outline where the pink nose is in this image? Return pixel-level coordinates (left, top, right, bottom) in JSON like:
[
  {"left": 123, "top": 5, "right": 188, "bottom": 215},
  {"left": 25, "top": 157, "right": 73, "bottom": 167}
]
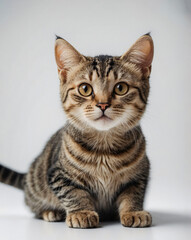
[{"left": 96, "top": 103, "right": 110, "bottom": 111}]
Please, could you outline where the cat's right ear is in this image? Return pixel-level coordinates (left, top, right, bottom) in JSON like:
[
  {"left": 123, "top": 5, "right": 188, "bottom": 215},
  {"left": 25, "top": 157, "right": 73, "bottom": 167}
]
[{"left": 55, "top": 37, "right": 85, "bottom": 83}]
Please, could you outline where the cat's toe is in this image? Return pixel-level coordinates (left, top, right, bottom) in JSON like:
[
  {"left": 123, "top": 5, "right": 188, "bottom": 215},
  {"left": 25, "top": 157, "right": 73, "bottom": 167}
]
[
  {"left": 66, "top": 210, "right": 99, "bottom": 228},
  {"left": 120, "top": 211, "right": 152, "bottom": 228},
  {"left": 42, "top": 210, "right": 64, "bottom": 222}
]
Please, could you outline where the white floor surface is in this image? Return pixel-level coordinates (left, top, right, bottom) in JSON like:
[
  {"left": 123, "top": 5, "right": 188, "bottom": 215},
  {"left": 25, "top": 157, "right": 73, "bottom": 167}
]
[{"left": 0, "top": 210, "right": 191, "bottom": 240}]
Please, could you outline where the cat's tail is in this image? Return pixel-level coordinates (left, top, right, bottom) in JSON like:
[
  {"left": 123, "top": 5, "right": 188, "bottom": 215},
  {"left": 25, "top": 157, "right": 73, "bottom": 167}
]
[{"left": 0, "top": 164, "right": 26, "bottom": 190}]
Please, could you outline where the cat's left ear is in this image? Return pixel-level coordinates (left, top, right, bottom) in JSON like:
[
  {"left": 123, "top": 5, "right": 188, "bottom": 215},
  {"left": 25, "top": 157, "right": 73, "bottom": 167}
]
[
  {"left": 120, "top": 34, "right": 154, "bottom": 74},
  {"left": 55, "top": 37, "right": 85, "bottom": 82}
]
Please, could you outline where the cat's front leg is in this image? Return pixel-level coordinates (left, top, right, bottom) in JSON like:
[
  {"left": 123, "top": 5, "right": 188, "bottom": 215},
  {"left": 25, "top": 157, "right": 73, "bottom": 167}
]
[
  {"left": 48, "top": 166, "right": 99, "bottom": 228},
  {"left": 116, "top": 182, "right": 152, "bottom": 228},
  {"left": 64, "top": 188, "right": 99, "bottom": 228}
]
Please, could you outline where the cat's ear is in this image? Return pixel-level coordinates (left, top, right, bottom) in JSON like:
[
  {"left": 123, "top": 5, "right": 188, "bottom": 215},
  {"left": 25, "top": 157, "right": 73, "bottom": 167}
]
[
  {"left": 120, "top": 34, "right": 154, "bottom": 72},
  {"left": 55, "top": 37, "right": 85, "bottom": 82}
]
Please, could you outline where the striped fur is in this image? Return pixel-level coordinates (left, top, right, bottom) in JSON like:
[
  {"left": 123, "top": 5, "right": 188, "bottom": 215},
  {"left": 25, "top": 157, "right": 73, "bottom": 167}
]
[
  {"left": 0, "top": 165, "right": 25, "bottom": 190},
  {"left": 0, "top": 34, "right": 154, "bottom": 228}
]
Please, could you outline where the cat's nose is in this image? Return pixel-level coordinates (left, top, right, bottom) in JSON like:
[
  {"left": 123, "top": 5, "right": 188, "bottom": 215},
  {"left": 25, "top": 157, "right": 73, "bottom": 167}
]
[{"left": 96, "top": 102, "right": 110, "bottom": 112}]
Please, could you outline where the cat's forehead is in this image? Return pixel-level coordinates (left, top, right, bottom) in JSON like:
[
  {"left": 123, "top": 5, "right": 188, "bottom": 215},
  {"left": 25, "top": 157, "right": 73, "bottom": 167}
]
[
  {"left": 86, "top": 55, "right": 142, "bottom": 85},
  {"left": 80, "top": 55, "right": 120, "bottom": 88},
  {"left": 70, "top": 54, "right": 141, "bottom": 89},
  {"left": 84, "top": 55, "right": 118, "bottom": 93},
  {"left": 92, "top": 55, "right": 116, "bottom": 79}
]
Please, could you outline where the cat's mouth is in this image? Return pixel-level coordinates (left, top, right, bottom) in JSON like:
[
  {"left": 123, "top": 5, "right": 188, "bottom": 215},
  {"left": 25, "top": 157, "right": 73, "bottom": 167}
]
[{"left": 95, "top": 114, "right": 112, "bottom": 121}]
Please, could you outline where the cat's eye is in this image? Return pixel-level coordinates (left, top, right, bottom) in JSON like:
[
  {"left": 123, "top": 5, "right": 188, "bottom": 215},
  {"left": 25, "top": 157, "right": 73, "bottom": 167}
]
[
  {"left": 114, "top": 82, "right": 129, "bottom": 96},
  {"left": 78, "top": 83, "right": 93, "bottom": 97}
]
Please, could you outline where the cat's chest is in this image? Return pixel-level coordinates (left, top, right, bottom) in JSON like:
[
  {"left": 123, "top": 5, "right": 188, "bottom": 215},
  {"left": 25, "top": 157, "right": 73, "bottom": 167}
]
[
  {"left": 93, "top": 177, "right": 117, "bottom": 210},
  {"left": 89, "top": 159, "right": 125, "bottom": 210}
]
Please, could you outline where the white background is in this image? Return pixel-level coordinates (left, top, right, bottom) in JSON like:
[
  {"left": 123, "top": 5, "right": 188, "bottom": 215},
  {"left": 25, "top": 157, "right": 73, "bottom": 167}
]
[{"left": 0, "top": 0, "right": 191, "bottom": 239}]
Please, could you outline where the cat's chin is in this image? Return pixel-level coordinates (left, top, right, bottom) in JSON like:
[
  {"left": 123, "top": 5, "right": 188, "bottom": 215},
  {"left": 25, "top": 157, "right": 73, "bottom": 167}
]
[{"left": 87, "top": 117, "right": 118, "bottom": 131}]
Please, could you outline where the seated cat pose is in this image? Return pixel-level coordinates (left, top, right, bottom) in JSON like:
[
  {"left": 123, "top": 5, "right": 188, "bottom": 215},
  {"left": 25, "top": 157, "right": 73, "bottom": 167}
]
[{"left": 0, "top": 34, "right": 154, "bottom": 228}]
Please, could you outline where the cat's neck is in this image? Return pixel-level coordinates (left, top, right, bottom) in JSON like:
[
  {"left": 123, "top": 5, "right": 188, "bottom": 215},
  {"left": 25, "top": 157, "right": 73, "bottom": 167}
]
[{"left": 65, "top": 121, "right": 143, "bottom": 152}]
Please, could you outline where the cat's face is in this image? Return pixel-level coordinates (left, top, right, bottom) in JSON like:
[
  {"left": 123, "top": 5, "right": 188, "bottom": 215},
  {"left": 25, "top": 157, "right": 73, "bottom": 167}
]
[{"left": 55, "top": 35, "right": 154, "bottom": 131}]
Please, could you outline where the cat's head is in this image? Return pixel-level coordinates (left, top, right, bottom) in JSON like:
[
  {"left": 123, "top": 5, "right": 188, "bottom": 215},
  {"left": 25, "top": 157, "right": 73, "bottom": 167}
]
[{"left": 55, "top": 34, "right": 154, "bottom": 131}]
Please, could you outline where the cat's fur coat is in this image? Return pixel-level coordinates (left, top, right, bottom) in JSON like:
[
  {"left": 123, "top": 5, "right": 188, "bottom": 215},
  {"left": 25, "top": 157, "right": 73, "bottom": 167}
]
[{"left": 0, "top": 34, "right": 154, "bottom": 228}]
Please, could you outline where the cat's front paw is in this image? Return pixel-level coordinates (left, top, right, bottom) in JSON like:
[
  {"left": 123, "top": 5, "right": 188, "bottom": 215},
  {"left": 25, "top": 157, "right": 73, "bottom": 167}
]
[
  {"left": 120, "top": 211, "right": 152, "bottom": 228},
  {"left": 66, "top": 210, "right": 99, "bottom": 228}
]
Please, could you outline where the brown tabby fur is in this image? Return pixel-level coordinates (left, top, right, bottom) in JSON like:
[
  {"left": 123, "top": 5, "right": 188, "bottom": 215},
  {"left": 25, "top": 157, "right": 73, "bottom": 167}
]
[{"left": 0, "top": 34, "right": 154, "bottom": 228}]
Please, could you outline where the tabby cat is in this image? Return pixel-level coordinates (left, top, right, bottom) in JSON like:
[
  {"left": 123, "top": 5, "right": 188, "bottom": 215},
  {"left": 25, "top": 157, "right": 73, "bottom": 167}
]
[{"left": 0, "top": 34, "right": 154, "bottom": 228}]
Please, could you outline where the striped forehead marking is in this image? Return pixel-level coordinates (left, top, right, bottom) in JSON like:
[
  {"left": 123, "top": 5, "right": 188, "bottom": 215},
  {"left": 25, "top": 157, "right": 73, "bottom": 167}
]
[{"left": 91, "top": 55, "right": 116, "bottom": 81}]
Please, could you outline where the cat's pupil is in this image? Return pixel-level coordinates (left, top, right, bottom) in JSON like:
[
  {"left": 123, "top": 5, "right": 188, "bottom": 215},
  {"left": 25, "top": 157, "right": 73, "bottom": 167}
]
[
  {"left": 83, "top": 85, "right": 88, "bottom": 92},
  {"left": 117, "top": 84, "right": 123, "bottom": 92}
]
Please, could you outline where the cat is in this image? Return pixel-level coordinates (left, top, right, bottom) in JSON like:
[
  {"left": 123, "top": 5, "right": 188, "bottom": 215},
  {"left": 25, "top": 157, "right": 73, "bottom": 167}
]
[{"left": 0, "top": 33, "right": 154, "bottom": 228}]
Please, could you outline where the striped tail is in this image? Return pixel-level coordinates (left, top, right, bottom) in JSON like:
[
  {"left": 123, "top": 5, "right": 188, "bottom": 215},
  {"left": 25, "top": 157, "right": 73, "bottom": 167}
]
[{"left": 0, "top": 164, "right": 26, "bottom": 190}]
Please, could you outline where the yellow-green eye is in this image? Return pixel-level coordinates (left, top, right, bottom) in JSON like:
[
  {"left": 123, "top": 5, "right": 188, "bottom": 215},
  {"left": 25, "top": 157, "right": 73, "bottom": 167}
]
[
  {"left": 78, "top": 83, "right": 93, "bottom": 97},
  {"left": 114, "top": 82, "right": 129, "bottom": 96}
]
